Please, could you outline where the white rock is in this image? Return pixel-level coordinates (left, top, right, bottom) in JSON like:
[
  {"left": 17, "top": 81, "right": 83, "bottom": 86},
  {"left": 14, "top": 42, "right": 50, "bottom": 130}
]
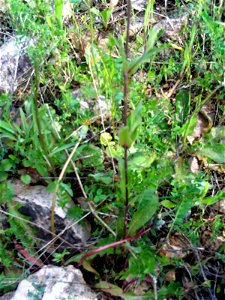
[
  {"left": 0, "top": 37, "right": 33, "bottom": 93},
  {"left": 131, "top": 0, "right": 146, "bottom": 11},
  {"left": 12, "top": 180, "right": 91, "bottom": 245},
  {"left": 11, "top": 265, "right": 97, "bottom": 300}
]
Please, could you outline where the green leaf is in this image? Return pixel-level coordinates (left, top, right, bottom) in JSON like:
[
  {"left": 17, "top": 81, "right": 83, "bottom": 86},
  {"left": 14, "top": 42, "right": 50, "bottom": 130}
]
[
  {"left": 127, "top": 103, "right": 142, "bottom": 142},
  {"left": 202, "top": 191, "right": 225, "bottom": 205},
  {"left": 1, "top": 159, "right": 13, "bottom": 171},
  {"left": 50, "top": 143, "right": 75, "bottom": 156},
  {"left": 77, "top": 144, "right": 104, "bottom": 166},
  {"left": 129, "top": 151, "right": 156, "bottom": 170},
  {"left": 89, "top": 173, "right": 113, "bottom": 185},
  {"left": 176, "top": 91, "right": 190, "bottom": 125},
  {"left": 161, "top": 200, "right": 176, "bottom": 209},
  {"left": 0, "top": 120, "right": 16, "bottom": 136},
  {"left": 60, "top": 182, "right": 73, "bottom": 197},
  {"left": 100, "top": 132, "right": 113, "bottom": 146},
  {"left": 128, "top": 28, "right": 162, "bottom": 75},
  {"left": 21, "top": 175, "right": 31, "bottom": 185},
  {"left": 55, "top": 0, "right": 63, "bottom": 29},
  {"left": 19, "top": 108, "right": 29, "bottom": 133},
  {"left": 128, "top": 189, "right": 159, "bottom": 236},
  {"left": 116, "top": 208, "right": 125, "bottom": 240},
  {"left": 119, "top": 126, "right": 132, "bottom": 148},
  {"left": 198, "top": 144, "right": 225, "bottom": 163},
  {"left": 90, "top": 7, "right": 100, "bottom": 16}
]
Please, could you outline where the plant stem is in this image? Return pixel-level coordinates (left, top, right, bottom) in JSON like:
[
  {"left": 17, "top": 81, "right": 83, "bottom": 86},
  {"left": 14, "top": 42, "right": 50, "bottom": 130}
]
[{"left": 122, "top": 0, "right": 131, "bottom": 239}]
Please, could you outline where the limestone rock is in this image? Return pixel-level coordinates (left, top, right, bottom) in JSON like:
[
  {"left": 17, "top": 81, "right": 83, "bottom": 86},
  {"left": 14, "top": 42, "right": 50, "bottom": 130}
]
[
  {"left": 131, "top": 0, "right": 146, "bottom": 11},
  {"left": 0, "top": 37, "right": 33, "bottom": 94},
  {"left": 11, "top": 265, "right": 97, "bottom": 300},
  {"left": 11, "top": 180, "right": 91, "bottom": 246}
]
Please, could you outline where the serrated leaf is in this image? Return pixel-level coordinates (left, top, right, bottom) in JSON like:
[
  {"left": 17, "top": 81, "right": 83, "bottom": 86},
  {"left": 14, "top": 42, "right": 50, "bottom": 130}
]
[
  {"left": 128, "top": 189, "right": 159, "bottom": 236},
  {"left": 198, "top": 144, "right": 225, "bottom": 163}
]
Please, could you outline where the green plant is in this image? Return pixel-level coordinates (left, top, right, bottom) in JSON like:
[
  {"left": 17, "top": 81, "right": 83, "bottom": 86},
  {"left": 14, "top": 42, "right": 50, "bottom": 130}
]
[{"left": 1, "top": 0, "right": 225, "bottom": 298}]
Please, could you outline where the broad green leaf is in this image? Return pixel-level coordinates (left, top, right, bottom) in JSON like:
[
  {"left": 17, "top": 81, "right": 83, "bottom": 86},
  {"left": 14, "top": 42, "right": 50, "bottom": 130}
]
[
  {"left": 201, "top": 190, "right": 225, "bottom": 205},
  {"left": 89, "top": 173, "right": 113, "bottom": 185},
  {"left": 1, "top": 159, "right": 13, "bottom": 171},
  {"left": 176, "top": 91, "right": 190, "bottom": 125},
  {"left": 161, "top": 200, "right": 176, "bottom": 209},
  {"left": 21, "top": 175, "right": 31, "bottom": 185},
  {"left": 129, "top": 151, "right": 156, "bottom": 170},
  {"left": 100, "top": 132, "right": 113, "bottom": 146},
  {"left": 183, "top": 114, "right": 198, "bottom": 143},
  {"left": 128, "top": 189, "right": 159, "bottom": 236},
  {"left": 119, "top": 126, "right": 132, "bottom": 148},
  {"left": 198, "top": 144, "right": 225, "bottom": 163}
]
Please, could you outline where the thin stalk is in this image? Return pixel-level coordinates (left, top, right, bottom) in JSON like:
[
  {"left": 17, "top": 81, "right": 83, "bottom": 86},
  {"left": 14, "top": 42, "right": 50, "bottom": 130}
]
[{"left": 122, "top": 0, "right": 132, "bottom": 238}]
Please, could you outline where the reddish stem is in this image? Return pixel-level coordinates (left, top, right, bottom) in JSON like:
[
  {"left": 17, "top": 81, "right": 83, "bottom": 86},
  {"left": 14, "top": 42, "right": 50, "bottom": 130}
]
[{"left": 79, "top": 226, "right": 153, "bottom": 266}]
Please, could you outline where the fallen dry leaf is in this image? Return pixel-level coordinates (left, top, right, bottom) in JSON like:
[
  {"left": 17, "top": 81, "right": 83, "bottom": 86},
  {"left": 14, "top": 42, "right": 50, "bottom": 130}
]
[
  {"left": 163, "top": 269, "right": 176, "bottom": 282},
  {"left": 158, "top": 233, "right": 190, "bottom": 259}
]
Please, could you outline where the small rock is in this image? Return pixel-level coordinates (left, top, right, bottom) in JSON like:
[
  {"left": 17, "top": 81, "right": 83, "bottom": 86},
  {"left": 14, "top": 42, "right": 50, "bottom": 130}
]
[
  {"left": 131, "top": 0, "right": 146, "bottom": 11},
  {"left": 153, "top": 13, "right": 188, "bottom": 40},
  {"left": 11, "top": 265, "right": 97, "bottom": 300},
  {"left": 0, "top": 37, "right": 33, "bottom": 94},
  {"left": 11, "top": 180, "right": 91, "bottom": 246}
]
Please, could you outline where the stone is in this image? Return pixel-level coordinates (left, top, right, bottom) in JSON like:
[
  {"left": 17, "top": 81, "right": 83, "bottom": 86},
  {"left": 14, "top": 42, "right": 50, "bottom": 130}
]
[
  {"left": 153, "top": 13, "right": 189, "bottom": 40},
  {"left": 0, "top": 37, "right": 33, "bottom": 94},
  {"left": 11, "top": 180, "right": 91, "bottom": 246},
  {"left": 11, "top": 265, "right": 97, "bottom": 300},
  {"left": 131, "top": 0, "right": 146, "bottom": 12}
]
